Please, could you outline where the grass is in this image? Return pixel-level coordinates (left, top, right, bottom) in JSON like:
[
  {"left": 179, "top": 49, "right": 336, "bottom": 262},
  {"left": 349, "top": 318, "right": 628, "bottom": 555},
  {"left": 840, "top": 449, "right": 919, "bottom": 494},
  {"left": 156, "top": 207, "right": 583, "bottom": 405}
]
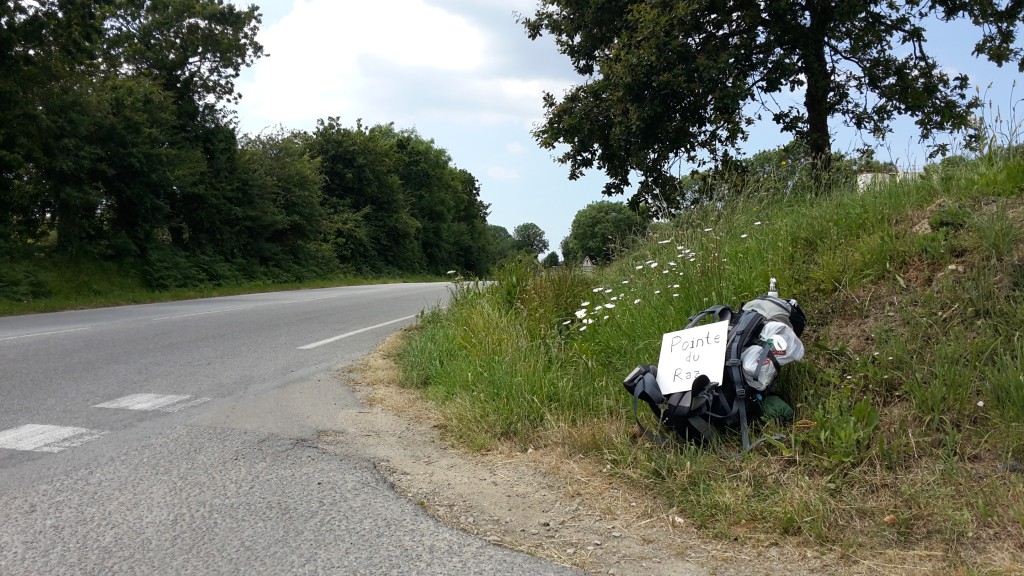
[
  {"left": 397, "top": 147, "right": 1024, "bottom": 572},
  {"left": 0, "top": 254, "right": 444, "bottom": 316}
]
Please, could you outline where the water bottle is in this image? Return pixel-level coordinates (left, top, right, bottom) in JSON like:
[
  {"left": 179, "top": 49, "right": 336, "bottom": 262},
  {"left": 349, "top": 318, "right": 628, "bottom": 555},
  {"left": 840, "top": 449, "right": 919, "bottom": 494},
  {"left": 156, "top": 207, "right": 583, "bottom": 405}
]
[{"left": 768, "top": 277, "right": 779, "bottom": 298}]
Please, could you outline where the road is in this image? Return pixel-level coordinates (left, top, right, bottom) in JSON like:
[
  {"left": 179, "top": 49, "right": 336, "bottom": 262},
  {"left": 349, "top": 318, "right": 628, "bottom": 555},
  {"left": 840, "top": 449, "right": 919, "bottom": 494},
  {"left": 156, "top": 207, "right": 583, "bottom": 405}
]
[{"left": 0, "top": 283, "right": 577, "bottom": 575}]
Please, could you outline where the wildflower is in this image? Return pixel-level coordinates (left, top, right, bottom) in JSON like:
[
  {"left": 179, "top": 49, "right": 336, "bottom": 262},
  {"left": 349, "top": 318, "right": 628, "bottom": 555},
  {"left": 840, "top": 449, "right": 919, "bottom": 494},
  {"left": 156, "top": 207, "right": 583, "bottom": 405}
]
[
  {"left": 655, "top": 290, "right": 661, "bottom": 294},
  {"left": 669, "top": 261, "right": 676, "bottom": 266},
  {"left": 635, "top": 265, "right": 644, "bottom": 270},
  {"left": 658, "top": 239, "right": 671, "bottom": 244},
  {"left": 575, "top": 309, "right": 587, "bottom": 319},
  {"left": 604, "top": 288, "right": 613, "bottom": 294},
  {"left": 610, "top": 296, "right": 619, "bottom": 301},
  {"left": 722, "top": 258, "right": 728, "bottom": 262},
  {"left": 703, "top": 228, "right": 712, "bottom": 232},
  {"left": 581, "top": 301, "right": 590, "bottom": 306},
  {"left": 446, "top": 270, "right": 456, "bottom": 275},
  {"left": 672, "top": 284, "right": 680, "bottom": 288},
  {"left": 649, "top": 262, "right": 658, "bottom": 268},
  {"left": 592, "top": 287, "right": 603, "bottom": 293},
  {"left": 977, "top": 400, "right": 985, "bottom": 408},
  {"left": 562, "top": 320, "right": 571, "bottom": 325},
  {"left": 663, "top": 270, "right": 669, "bottom": 274},
  {"left": 754, "top": 221, "right": 762, "bottom": 226},
  {"left": 622, "top": 280, "right": 629, "bottom": 284},
  {"left": 677, "top": 246, "right": 686, "bottom": 250},
  {"left": 580, "top": 325, "right": 588, "bottom": 332},
  {"left": 603, "top": 315, "right": 610, "bottom": 320},
  {"left": 740, "top": 234, "right": 749, "bottom": 239},
  {"left": 673, "top": 294, "right": 679, "bottom": 297},
  {"left": 605, "top": 303, "right": 616, "bottom": 309},
  {"left": 633, "top": 299, "right": 642, "bottom": 304}
]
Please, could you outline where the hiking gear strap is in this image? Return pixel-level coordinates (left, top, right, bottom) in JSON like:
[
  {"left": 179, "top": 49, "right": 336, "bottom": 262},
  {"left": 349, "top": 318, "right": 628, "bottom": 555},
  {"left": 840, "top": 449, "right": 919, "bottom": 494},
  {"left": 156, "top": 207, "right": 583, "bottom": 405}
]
[
  {"left": 727, "top": 311, "right": 764, "bottom": 452},
  {"left": 632, "top": 373, "right": 671, "bottom": 448}
]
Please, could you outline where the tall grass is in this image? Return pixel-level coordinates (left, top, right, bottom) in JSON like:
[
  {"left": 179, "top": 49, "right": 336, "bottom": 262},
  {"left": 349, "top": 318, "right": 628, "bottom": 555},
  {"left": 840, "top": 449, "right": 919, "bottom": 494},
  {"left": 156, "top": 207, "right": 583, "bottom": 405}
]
[{"left": 398, "top": 147, "right": 1024, "bottom": 568}]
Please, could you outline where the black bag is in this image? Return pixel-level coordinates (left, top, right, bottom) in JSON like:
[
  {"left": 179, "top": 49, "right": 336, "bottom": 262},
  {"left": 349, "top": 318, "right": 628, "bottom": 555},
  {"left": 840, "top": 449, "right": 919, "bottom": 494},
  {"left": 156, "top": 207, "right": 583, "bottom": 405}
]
[{"left": 623, "top": 296, "right": 806, "bottom": 451}]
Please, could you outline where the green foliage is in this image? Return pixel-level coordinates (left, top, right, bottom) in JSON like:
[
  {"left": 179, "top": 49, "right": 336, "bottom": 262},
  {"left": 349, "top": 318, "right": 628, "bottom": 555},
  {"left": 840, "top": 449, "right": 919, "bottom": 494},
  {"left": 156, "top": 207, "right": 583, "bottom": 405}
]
[
  {"left": 0, "top": 1, "right": 493, "bottom": 294},
  {"left": 803, "top": 393, "right": 880, "bottom": 467},
  {"left": 561, "top": 200, "right": 648, "bottom": 265},
  {"left": 512, "top": 222, "right": 549, "bottom": 256},
  {"left": 519, "top": 1, "right": 1023, "bottom": 209},
  {"left": 541, "top": 251, "right": 560, "bottom": 268},
  {"left": 485, "top": 224, "right": 516, "bottom": 267}
]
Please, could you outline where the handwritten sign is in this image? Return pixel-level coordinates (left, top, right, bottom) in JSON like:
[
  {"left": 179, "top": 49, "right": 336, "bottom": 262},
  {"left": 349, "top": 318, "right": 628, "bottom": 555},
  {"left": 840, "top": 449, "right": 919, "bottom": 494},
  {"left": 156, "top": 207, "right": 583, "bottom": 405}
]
[{"left": 656, "top": 321, "right": 729, "bottom": 394}]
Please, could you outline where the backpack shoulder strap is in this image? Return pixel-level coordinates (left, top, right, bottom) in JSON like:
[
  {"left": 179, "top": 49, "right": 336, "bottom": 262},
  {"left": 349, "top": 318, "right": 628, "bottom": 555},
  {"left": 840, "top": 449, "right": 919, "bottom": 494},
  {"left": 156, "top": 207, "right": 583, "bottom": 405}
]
[
  {"left": 631, "top": 372, "right": 673, "bottom": 447},
  {"left": 686, "top": 305, "right": 733, "bottom": 329},
  {"left": 726, "top": 310, "right": 766, "bottom": 451}
]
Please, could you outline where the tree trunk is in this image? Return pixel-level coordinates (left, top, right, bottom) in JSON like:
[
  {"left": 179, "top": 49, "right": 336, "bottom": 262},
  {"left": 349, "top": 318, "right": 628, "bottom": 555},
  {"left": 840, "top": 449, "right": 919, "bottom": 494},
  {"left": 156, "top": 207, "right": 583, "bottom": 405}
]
[{"left": 802, "top": 0, "right": 832, "bottom": 182}]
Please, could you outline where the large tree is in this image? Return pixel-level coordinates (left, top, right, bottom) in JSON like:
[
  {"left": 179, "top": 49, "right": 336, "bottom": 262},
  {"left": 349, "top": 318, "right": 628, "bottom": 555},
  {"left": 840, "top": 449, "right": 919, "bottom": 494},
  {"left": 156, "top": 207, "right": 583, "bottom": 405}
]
[
  {"left": 513, "top": 222, "right": 549, "bottom": 255},
  {"left": 561, "top": 200, "right": 647, "bottom": 265},
  {"left": 520, "top": 1, "right": 1024, "bottom": 210}
]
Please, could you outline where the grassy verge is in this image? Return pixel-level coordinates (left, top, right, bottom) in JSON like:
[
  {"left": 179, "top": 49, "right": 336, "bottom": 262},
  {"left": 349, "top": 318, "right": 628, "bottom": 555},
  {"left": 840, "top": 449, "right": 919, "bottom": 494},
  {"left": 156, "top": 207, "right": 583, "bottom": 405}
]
[
  {"left": 397, "top": 149, "right": 1024, "bottom": 572},
  {"left": 0, "top": 256, "right": 443, "bottom": 316}
]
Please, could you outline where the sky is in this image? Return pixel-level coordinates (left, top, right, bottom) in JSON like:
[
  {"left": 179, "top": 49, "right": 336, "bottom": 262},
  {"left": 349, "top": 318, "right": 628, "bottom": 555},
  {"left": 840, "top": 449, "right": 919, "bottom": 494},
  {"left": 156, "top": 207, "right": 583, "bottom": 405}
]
[{"left": 231, "top": 1, "right": 1023, "bottom": 255}]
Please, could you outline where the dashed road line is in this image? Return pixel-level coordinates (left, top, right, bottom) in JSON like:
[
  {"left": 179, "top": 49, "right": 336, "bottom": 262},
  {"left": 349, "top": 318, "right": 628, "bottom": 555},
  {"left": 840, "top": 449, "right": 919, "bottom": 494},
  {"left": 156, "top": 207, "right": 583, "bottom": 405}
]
[
  {"left": 0, "top": 424, "right": 107, "bottom": 453},
  {"left": 93, "top": 393, "right": 211, "bottom": 412},
  {"left": 298, "top": 315, "right": 418, "bottom": 350},
  {"left": 0, "top": 327, "right": 92, "bottom": 342}
]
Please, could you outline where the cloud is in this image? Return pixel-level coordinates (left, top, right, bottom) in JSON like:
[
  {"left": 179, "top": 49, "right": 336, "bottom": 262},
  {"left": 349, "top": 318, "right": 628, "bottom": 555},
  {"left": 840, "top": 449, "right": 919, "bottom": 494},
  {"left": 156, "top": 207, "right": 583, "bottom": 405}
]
[
  {"left": 235, "top": 0, "right": 577, "bottom": 134},
  {"left": 506, "top": 141, "right": 524, "bottom": 154}
]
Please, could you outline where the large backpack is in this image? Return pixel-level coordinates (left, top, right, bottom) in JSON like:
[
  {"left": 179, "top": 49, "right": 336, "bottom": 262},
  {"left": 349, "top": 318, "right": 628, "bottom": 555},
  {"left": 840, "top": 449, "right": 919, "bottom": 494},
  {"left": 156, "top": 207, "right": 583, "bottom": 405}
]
[{"left": 623, "top": 296, "right": 806, "bottom": 451}]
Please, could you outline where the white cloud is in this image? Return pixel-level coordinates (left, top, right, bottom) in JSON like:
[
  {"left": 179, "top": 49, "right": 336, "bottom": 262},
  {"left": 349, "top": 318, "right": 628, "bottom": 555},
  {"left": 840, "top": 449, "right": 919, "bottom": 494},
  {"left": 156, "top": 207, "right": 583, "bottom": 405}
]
[
  {"left": 238, "top": 0, "right": 485, "bottom": 131},
  {"left": 506, "top": 141, "right": 524, "bottom": 154}
]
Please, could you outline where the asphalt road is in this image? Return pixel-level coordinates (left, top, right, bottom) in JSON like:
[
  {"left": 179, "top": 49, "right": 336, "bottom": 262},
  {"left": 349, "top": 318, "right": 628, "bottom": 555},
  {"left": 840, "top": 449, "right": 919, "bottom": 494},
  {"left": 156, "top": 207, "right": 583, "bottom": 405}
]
[{"left": 0, "top": 283, "right": 578, "bottom": 575}]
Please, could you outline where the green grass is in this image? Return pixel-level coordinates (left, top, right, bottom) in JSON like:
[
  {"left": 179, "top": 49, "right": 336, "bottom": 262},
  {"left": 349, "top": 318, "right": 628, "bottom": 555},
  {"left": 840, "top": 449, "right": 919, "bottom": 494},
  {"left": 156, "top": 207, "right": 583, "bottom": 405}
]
[
  {"left": 0, "top": 255, "right": 444, "bottom": 316},
  {"left": 397, "top": 148, "right": 1024, "bottom": 572}
]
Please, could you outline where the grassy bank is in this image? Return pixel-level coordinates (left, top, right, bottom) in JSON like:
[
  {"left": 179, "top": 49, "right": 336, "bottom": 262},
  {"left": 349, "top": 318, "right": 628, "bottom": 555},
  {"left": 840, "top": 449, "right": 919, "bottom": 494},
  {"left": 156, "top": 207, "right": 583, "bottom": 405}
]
[
  {"left": 398, "top": 149, "right": 1024, "bottom": 572},
  {"left": 0, "top": 256, "right": 442, "bottom": 316}
]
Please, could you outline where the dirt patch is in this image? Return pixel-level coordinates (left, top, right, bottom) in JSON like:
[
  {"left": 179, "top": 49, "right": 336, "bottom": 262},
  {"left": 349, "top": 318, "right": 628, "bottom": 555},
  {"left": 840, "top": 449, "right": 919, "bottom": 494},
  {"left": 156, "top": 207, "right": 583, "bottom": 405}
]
[{"left": 322, "top": 332, "right": 942, "bottom": 576}]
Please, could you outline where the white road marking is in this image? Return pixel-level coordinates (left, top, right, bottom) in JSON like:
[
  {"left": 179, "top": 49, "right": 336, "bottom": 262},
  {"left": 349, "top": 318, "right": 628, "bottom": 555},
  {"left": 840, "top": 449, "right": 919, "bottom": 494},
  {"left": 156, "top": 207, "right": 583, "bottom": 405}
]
[
  {"left": 275, "top": 295, "right": 343, "bottom": 305},
  {"left": 0, "top": 327, "right": 92, "bottom": 342},
  {"left": 93, "top": 393, "right": 210, "bottom": 412},
  {"left": 151, "top": 305, "right": 255, "bottom": 321},
  {"left": 0, "top": 424, "right": 107, "bottom": 453},
  {"left": 298, "top": 315, "right": 418, "bottom": 350},
  {"left": 158, "top": 397, "right": 212, "bottom": 413}
]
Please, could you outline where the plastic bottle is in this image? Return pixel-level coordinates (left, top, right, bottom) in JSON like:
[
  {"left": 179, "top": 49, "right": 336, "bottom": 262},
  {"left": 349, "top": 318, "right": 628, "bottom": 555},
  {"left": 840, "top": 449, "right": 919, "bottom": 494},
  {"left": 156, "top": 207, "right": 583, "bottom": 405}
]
[{"left": 768, "top": 277, "right": 779, "bottom": 298}]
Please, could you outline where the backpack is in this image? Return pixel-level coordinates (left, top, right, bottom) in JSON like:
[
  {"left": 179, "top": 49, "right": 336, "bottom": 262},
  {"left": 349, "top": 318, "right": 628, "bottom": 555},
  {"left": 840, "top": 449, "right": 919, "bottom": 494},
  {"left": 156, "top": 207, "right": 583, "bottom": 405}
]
[{"left": 623, "top": 296, "right": 806, "bottom": 452}]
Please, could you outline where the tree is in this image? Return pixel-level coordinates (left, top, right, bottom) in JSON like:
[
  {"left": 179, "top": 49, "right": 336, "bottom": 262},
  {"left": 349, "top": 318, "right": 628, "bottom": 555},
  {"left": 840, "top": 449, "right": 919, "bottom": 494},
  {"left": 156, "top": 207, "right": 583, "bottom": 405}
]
[
  {"left": 486, "top": 224, "right": 516, "bottom": 265},
  {"left": 561, "top": 201, "right": 647, "bottom": 265},
  {"left": 512, "top": 222, "right": 549, "bottom": 255},
  {"left": 238, "top": 128, "right": 330, "bottom": 275},
  {"left": 520, "top": 1, "right": 1024, "bottom": 210},
  {"left": 541, "top": 251, "right": 560, "bottom": 268}
]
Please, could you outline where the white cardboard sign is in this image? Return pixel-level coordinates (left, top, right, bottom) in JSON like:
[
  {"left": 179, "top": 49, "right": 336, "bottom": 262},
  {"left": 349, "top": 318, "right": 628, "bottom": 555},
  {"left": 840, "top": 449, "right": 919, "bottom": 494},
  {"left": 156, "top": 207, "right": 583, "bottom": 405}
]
[{"left": 656, "top": 320, "right": 729, "bottom": 395}]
